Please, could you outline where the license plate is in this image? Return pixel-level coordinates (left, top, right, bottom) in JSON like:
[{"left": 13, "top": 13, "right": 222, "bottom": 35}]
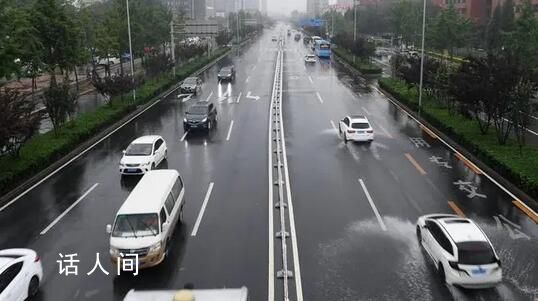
[
  {"left": 471, "top": 268, "right": 486, "bottom": 276},
  {"left": 358, "top": 131, "right": 365, "bottom": 134},
  {"left": 127, "top": 169, "right": 137, "bottom": 172}
]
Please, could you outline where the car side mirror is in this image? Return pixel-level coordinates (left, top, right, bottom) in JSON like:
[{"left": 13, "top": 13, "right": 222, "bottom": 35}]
[
  {"left": 106, "top": 224, "right": 112, "bottom": 234},
  {"left": 162, "top": 222, "right": 169, "bottom": 233},
  {"left": 122, "top": 150, "right": 126, "bottom": 154}
]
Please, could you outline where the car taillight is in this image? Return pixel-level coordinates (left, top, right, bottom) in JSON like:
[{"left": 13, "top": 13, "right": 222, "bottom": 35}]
[
  {"left": 347, "top": 130, "right": 354, "bottom": 134},
  {"left": 367, "top": 130, "right": 373, "bottom": 133},
  {"left": 448, "top": 261, "right": 469, "bottom": 275},
  {"left": 35, "top": 255, "right": 40, "bottom": 262}
]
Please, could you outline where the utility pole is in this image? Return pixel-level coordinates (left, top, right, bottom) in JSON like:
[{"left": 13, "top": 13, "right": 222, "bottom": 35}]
[
  {"left": 126, "top": 0, "right": 136, "bottom": 102},
  {"left": 170, "top": 20, "right": 175, "bottom": 77},
  {"left": 353, "top": 0, "right": 358, "bottom": 63},
  {"left": 191, "top": 0, "right": 195, "bottom": 19},
  {"left": 418, "top": 0, "right": 426, "bottom": 116}
]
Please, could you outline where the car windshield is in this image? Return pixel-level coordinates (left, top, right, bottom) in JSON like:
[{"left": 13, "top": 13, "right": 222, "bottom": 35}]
[
  {"left": 220, "top": 68, "right": 231, "bottom": 73},
  {"left": 183, "top": 78, "right": 197, "bottom": 85},
  {"left": 307, "top": 55, "right": 315, "bottom": 59},
  {"left": 351, "top": 122, "right": 370, "bottom": 129},
  {"left": 112, "top": 214, "right": 159, "bottom": 237},
  {"left": 187, "top": 106, "right": 207, "bottom": 115},
  {"left": 457, "top": 241, "right": 497, "bottom": 265},
  {"left": 125, "top": 143, "right": 153, "bottom": 156}
]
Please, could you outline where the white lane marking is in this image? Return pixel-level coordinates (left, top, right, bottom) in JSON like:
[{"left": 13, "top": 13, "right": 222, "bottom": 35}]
[
  {"left": 226, "top": 120, "right": 234, "bottom": 141},
  {"left": 191, "top": 182, "right": 214, "bottom": 236},
  {"left": 205, "top": 91, "right": 213, "bottom": 102},
  {"left": 280, "top": 103, "right": 304, "bottom": 301},
  {"left": 308, "top": 76, "right": 313, "bottom": 84},
  {"left": 316, "top": 92, "right": 324, "bottom": 104},
  {"left": 377, "top": 86, "right": 538, "bottom": 216},
  {"left": 180, "top": 131, "right": 189, "bottom": 142},
  {"left": 505, "top": 118, "right": 538, "bottom": 136},
  {"left": 377, "top": 124, "right": 393, "bottom": 139},
  {"left": 40, "top": 183, "right": 99, "bottom": 235},
  {"left": 0, "top": 83, "right": 183, "bottom": 212},
  {"left": 358, "top": 179, "right": 387, "bottom": 231},
  {"left": 237, "top": 92, "right": 242, "bottom": 103},
  {"left": 527, "top": 113, "right": 538, "bottom": 121},
  {"left": 362, "top": 106, "right": 371, "bottom": 115},
  {"left": 246, "top": 76, "right": 250, "bottom": 83},
  {"left": 330, "top": 120, "right": 338, "bottom": 132}
]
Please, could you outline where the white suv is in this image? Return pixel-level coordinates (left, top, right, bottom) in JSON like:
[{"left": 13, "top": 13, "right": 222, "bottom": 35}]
[
  {"left": 416, "top": 214, "right": 502, "bottom": 289},
  {"left": 338, "top": 115, "right": 374, "bottom": 143},
  {"left": 119, "top": 136, "right": 167, "bottom": 175}
]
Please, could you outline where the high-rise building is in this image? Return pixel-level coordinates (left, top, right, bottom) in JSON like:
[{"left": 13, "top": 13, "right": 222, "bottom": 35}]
[
  {"left": 179, "top": 0, "right": 206, "bottom": 19},
  {"left": 243, "top": 0, "right": 259, "bottom": 10},
  {"left": 307, "top": 0, "right": 320, "bottom": 16},
  {"left": 261, "top": 0, "right": 267, "bottom": 15}
]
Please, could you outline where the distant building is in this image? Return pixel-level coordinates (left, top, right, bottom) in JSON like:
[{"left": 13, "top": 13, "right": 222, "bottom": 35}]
[
  {"left": 261, "top": 0, "right": 267, "bottom": 15},
  {"left": 431, "top": 0, "right": 538, "bottom": 24},
  {"left": 179, "top": 0, "right": 206, "bottom": 19},
  {"left": 307, "top": 0, "right": 321, "bottom": 16}
]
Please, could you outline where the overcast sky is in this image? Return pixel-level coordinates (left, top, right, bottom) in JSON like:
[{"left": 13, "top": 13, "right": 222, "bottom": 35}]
[{"left": 267, "top": 0, "right": 337, "bottom": 15}]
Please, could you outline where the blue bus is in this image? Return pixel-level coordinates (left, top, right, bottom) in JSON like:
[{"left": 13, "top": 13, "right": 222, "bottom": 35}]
[{"left": 314, "top": 40, "right": 331, "bottom": 58}]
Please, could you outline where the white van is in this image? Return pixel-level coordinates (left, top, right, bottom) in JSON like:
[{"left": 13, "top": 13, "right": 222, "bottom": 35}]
[
  {"left": 106, "top": 169, "right": 185, "bottom": 269},
  {"left": 123, "top": 287, "right": 249, "bottom": 301}
]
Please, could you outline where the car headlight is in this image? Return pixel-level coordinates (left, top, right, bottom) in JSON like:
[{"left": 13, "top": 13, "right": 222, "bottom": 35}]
[
  {"left": 149, "top": 241, "right": 162, "bottom": 253},
  {"left": 110, "top": 247, "right": 119, "bottom": 257},
  {"left": 202, "top": 117, "right": 208, "bottom": 122},
  {"left": 141, "top": 162, "right": 150, "bottom": 167},
  {"left": 119, "top": 162, "right": 125, "bottom": 167},
  {"left": 183, "top": 118, "right": 187, "bottom": 122}
]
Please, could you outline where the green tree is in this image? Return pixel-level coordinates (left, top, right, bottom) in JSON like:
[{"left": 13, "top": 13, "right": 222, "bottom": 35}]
[
  {"left": 0, "top": 88, "right": 42, "bottom": 155},
  {"left": 42, "top": 77, "right": 77, "bottom": 132},
  {"left": 429, "top": 6, "right": 473, "bottom": 57}
]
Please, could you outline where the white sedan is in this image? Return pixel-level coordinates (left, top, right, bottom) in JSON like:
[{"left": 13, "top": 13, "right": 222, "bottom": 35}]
[
  {"left": 119, "top": 135, "right": 168, "bottom": 175},
  {"left": 338, "top": 115, "right": 374, "bottom": 143},
  {"left": 304, "top": 54, "right": 317, "bottom": 63},
  {"left": 0, "top": 249, "right": 43, "bottom": 301}
]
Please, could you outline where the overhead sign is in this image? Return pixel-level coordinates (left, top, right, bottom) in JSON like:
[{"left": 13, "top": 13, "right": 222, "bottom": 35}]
[
  {"left": 178, "top": 20, "right": 219, "bottom": 37},
  {"left": 300, "top": 18, "right": 325, "bottom": 28}
]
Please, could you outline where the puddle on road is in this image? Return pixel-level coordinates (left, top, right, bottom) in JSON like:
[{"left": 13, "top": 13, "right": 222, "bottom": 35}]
[{"left": 312, "top": 217, "right": 534, "bottom": 301}]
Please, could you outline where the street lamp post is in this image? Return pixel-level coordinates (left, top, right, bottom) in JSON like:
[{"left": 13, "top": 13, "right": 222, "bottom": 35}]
[
  {"left": 353, "top": 0, "right": 359, "bottom": 63},
  {"left": 418, "top": 0, "right": 426, "bottom": 116},
  {"left": 126, "top": 0, "right": 136, "bottom": 102}
]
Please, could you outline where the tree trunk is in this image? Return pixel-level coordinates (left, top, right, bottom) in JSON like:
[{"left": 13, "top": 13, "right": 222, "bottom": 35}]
[{"left": 74, "top": 67, "right": 79, "bottom": 94}]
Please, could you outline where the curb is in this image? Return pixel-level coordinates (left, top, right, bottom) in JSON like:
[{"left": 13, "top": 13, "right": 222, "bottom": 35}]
[
  {"left": 377, "top": 85, "right": 538, "bottom": 214},
  {"left": 0, "top": 48, "right": 234, "bottom": 207}
]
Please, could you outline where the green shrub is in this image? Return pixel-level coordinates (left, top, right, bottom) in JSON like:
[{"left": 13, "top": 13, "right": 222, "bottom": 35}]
[
  {"left": 379, "top": 78, "right": 538, "bottom": 200},
  {"left": 0, "top": 47, "right": 230, "bottom": 194},
  {"left": 333, "top": 47, "right": 382, "bottom": 75}
]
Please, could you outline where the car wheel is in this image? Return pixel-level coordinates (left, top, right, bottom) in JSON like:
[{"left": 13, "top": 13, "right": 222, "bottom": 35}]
[
  {"left": 416, "top": 226, "right": 422, "bottom": 243},
  {"left": 28, "top": 276, "right": 39, "bottom": 297},
  {"left": 338, "top": 124, "right": 342, "bottom": 135},
  {"left": 183, "top": 126, "right": 189, "bottom": 132},
  {"left": 151, "top": 163, "right": 155, "bottom": 170},
  {"left": 438, "top": 263, "right": 446, "bottom": 283},
  {"left": 207, "top": 121, "right": 212, "bottom": 131},
  {"left": 180, "top": 206, "right": 184, "bottom": 223},
  {"left": 164, "top": 150, "right": 168, "bottom": 160},
  {"left": 344, "top": 132, "right": 348, "bottom": 143}
]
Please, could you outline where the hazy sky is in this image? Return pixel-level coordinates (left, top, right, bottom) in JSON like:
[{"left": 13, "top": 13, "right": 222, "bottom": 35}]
[
  {"left": 267, "top": 0, "right": 337, "bottom": 15},
  {"left": 268, "top": 0, "right": 306, "bottom": 15}
]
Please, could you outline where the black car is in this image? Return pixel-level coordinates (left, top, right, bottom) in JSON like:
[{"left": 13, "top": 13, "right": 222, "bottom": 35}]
[
  {"left": 294, "top": 33, "right": 301, "bottom": 41},
  {"left": 218, "top": 66, "right": 235, "bottom": 82},
  {"left": 183, "top": 101, "right": 217, "bottom": 132},
  {"left": 179, "top": 77, "right": 202, "bottom": 95}
]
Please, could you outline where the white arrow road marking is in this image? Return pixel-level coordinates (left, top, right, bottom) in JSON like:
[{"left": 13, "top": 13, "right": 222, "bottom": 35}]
[
  {"left": 246, "top": 91, "right": 260, "bottom": 101},
  {"left": 237, "top": 92, "right": 242, "bottom": 103},
  {"left": 177, "top": 93, "right": 193, "bottom": 102},
  {"left": 218, "top": 89, "right": 231, "bottom": 102}
]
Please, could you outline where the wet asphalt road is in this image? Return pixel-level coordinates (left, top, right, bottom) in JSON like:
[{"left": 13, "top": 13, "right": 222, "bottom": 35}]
[{"left": 0, "top": 24, "right": 537, "bottom": 301}]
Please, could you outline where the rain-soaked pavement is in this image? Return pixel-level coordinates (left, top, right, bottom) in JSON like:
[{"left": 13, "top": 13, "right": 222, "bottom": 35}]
[{"left": 0, "top": 24, "right": 536, "bottom": 301}]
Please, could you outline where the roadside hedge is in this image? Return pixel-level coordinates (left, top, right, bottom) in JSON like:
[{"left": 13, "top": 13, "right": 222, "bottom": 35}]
[
  {"left": 333, "top": 47, "right": 382, "bottom": 75},
  {"left": 0, "top": 48, "right": 230, "bottom": 195},
  {"left": 379, "top": 78, "right": 538, "bottom": 201}
]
